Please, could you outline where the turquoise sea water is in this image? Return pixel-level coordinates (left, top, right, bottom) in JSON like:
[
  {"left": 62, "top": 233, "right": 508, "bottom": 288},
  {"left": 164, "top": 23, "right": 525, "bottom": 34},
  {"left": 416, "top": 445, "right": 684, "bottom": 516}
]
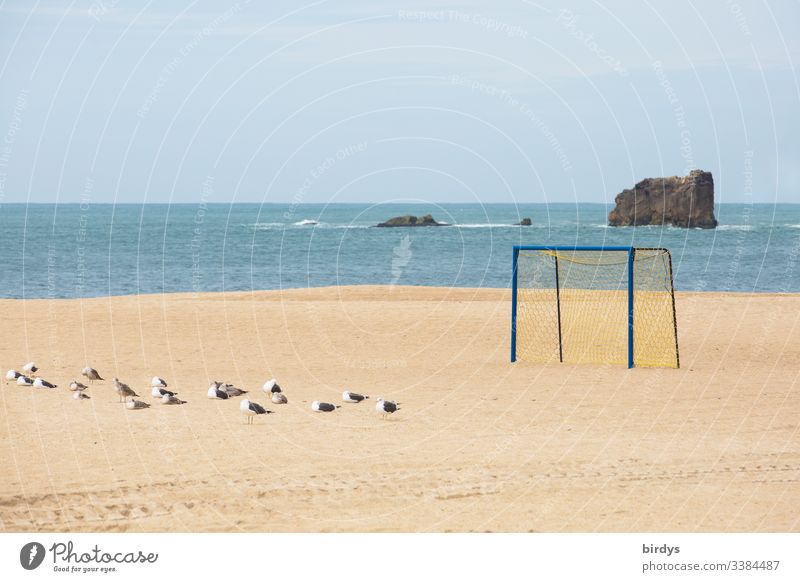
[{"left": 0, "top": 203, "right": 798, "bottom": 298}]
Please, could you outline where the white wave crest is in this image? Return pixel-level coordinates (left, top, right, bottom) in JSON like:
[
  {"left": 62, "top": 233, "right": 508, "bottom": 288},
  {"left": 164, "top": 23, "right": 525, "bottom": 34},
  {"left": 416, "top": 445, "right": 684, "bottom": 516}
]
[{"left": 716, "top": 224, "right": 752, "bottom": 231}]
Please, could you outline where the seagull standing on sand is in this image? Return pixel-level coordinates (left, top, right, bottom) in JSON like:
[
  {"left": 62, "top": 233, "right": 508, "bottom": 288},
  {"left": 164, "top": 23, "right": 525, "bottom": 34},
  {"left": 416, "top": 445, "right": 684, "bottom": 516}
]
[
  {"left": 23, "top": 362, "right": 38, "bottom": 374},
  {"left": 240, "top": 399, "right": 270, "bottom": 424},
  {"left": 152, "top": 386, "right": 178, "bottom": 398},
  {"left": 262, "top": 378, "right": 281, "bottom": 394},
  {"left": 81, "top": 367, "right": 104, "bottom": 383},
  {"left": 126, "top": 398, "right": 150, "bottom": 410},
  {"left": 33, "top": 377, "right": 57, "bottom": 389},
  {"left": 17, "top": 376, "right": 33, "bottom": 386},
  {"left": 271, "top": 392, "right": 287, "bottom": 404},
  {"left": 69, "top": 380, "right": 88, "bottom": 392},
  {"left": 161, "top": 394, "right": 186, "bottom": 405},
  {"left": 151, "top": 377, "right": 167, "bottom": 388},
  {"left": 311, "top": 401, "right": 338, "bottom": 412},
  {"left": 207, "top": 386, "right": 229, "bottom": 400},
  {"left": 73, "top": 391, "right": 90, "bottom": 401},
  {"left": 5, "top": 369, "right": 21, "bottom": 382},
  {"left": 342, "top": 390, "right": 368, "bottom": 403},
  {"left": 112, "top": 378, "right": 138, "bottom": 403},
  {"left": 375, "top": 398, "right": 399, "bottom": 419}
]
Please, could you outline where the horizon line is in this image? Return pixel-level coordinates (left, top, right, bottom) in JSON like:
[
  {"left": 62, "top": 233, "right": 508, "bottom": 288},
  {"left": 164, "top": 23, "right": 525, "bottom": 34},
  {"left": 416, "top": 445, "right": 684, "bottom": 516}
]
[{"left": 1, "top": 201, "right": 796, "bottom": 206}]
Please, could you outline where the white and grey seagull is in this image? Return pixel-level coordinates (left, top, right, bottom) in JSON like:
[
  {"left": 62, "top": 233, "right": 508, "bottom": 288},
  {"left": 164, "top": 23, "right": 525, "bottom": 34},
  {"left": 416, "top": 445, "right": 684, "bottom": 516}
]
[
  {"left": 161, "top": 394, "right": 186, "bottom": 405},
  {"left": 151, "top": 376, "right": 167, "bottom": 388},
  {"left": 210, "top": 381, "right": 247, "bottom": 398},
  {"left": 33, "top": 377, "right": 57, "bottom": 389},
  {"left": 112, "top": 378, "right": 138, "bottom": 403},
  {"left": 375, "top": 397, "right": 399, "bottom": 419},
  {"left": 81, "top": 367, "right": 104, "bottom": 383},
  {"left": 207, "top": 385, "right": 229, "bottom": 400},
  {"left": 16, "top": 376, "right": 34, "bottom": 387},
  {"left": 240, "top": 399, "right": 271, "bottom": 424},
  {"left": 125, "top": 398, "right": 150, "bottom": 410},
  {"left": 342, "top": 390, "right": 368, "bottom": 403},
  {"left": 271, "top": 392, "right": 287, "bottom": 404},
  {"left": 5, "top": 369, "right": 22, "bottom": 382},
  {"left": 311, "top": 400, "right": 338, "bottom": 412},
  {"left": 22, "top": 361, "right": 38, "bottom": 374},
  {"left": 69, "top": 380, "right": 89, "bottom": 392},
  {"left": 151, "top": 386, "right": 178, "bottom": 398},
  {"left": 262, "top": 378, "right": 281, "bottom": 394}
]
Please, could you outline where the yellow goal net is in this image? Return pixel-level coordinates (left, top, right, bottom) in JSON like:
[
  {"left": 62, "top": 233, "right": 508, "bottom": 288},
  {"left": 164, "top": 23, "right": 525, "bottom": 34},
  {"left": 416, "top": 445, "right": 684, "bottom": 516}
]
[{"left": 511, "top": 246, "right": 679, "bottom": 368}]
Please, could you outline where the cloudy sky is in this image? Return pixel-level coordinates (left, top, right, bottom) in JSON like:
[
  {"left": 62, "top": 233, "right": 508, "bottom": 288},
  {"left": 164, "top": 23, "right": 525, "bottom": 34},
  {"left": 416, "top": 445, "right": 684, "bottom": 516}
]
[{"left": 0, "top": 0, "right": 797, "bottom": 204}]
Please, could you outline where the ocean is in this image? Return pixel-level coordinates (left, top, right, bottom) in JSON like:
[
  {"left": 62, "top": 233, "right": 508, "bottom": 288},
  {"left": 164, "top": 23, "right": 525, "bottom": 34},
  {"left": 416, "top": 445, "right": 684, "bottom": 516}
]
[{"left": 0, "top": 203, "right": 798, "bottom": 299}]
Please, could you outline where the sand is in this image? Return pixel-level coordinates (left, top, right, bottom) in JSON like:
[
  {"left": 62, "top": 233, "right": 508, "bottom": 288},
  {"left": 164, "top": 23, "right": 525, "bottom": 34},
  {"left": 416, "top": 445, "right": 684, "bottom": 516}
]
[{"left": 0, "top": 286, "right": 798, "bottom": 532}]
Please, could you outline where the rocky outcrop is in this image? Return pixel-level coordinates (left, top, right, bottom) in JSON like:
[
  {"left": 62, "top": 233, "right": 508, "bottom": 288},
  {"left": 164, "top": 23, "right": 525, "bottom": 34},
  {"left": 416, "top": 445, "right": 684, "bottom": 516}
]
[
  {"left": 516, "top": 218, "right": 532, "bottom": 226},
  {"left": 608, "top": 169, "right": 717, "bottom": 228},
  {"left": 377, "top": 214, "right": 444, "bottom": 227}
]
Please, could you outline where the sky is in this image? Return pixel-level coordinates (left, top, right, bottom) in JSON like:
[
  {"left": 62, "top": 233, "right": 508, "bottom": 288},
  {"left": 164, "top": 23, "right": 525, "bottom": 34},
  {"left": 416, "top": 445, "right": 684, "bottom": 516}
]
[{"left": 0, "top": 0, "right": 797, "bottom": 204}]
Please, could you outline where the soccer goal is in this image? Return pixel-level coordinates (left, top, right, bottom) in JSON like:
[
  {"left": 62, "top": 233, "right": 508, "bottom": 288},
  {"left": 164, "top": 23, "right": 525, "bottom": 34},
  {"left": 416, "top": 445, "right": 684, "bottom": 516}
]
[{"left": 511, "top": 246, "right": 679, "bottom": 368}]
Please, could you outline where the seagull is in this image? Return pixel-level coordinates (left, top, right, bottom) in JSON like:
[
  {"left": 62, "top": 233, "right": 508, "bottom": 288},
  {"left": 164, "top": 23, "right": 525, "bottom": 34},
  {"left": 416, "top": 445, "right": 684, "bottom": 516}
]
[
  {"left": 151, "top": 376, "right": 167, "bottom": 388},
  {"left": 262, "top": 378, "right": 281, "bottom": 394},
  {"left": 5, "top": 369, "right": 21, "bottom": 382},
  {"left": 81, "top": 367, "right": 104, "bottom": 383},
  {"left": 222, "top": 384, "right": 247, "bottom": 397},
  {"left": 375, "top": 398, "right": 399, "bottom": 419},
  {"left": 125, "top": 398, "right": 150, "bottom": 410},
  {"left": 342, "top": 390, "right": 368, "bottom": 403},
  {"left": 33, "top": 377, "right": 57, "bottom": 389},
  {"left": 207, "top": 386, "right": 229, "bottom": 400},
  {"left": 151, "top": 386, "right": 178, "bottom": 398},
  {"left": 16, "top": 376, "right": 33, "bottom": 386},
  {"left": 73, "top": 391, "right": 91, "bottom": 401},
  {"left": 240, "top": 399, "right": 271, "bottom": 424},
  {"left": 69, "top": 380, "right": 88, "bottom": 392},
  {"left": 112, "top": 378, "right": 138, "bottom": 403},
  {"left": 311, "top": 400, "right": 338, "bottom": 412},
  {"left": 210, "top": 381, "right": 247, "bottom": 398},
  {"left": 161, "top": 394, "right": 186, "bottom": 405},
  {"left": 22, "top": 362, "right": 38, "bottom": 374},
  {"left": 271, "top": 392, "right": 287, "bottom": 404}
]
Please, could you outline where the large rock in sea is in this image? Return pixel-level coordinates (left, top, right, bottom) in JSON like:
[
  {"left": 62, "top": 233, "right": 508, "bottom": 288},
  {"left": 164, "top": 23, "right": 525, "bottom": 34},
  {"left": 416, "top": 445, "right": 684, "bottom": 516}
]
[
  {"left": 608, "top": 169, "right": 717, "bottom": 228},
  {"left": 377, "top": 214, "right": 444, "bottom": 227}
]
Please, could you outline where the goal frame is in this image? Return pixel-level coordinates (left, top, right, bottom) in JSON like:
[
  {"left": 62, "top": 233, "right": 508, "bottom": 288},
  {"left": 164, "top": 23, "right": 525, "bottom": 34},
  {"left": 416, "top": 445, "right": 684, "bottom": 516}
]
[{"left": 511, "top": 245, "right": 679, "bottom": 368}]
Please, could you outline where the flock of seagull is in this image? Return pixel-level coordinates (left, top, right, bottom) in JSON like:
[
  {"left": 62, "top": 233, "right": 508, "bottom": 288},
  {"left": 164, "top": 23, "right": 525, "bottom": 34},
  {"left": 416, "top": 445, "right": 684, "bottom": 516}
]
[{"left": 5, "top": 361, "right": 400, "bottom": 423}]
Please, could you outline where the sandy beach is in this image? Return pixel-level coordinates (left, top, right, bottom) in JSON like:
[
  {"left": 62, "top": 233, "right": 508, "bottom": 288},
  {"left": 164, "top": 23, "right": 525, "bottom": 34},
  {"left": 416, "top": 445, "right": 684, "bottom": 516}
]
[{"left": 0, "top": 286, "right": 798, "bottom": 532}]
